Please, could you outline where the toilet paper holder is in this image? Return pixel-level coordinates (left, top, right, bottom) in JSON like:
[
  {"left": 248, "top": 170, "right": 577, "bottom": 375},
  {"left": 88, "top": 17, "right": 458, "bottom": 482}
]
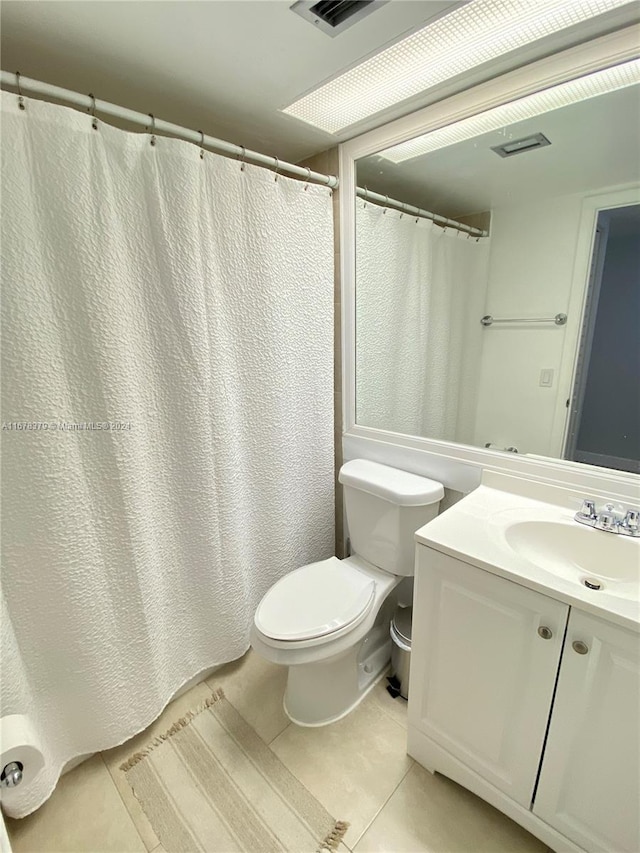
[
  {"left": 1, "top": 762, "right": 23, "bottom": 788},
  {"left": 0, "top": 714, "right": 46, "bottom": 796}
]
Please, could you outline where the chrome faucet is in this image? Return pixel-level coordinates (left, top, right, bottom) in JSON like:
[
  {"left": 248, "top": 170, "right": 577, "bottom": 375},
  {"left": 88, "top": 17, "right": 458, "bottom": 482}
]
[
  {"left": 575, "top": 499, "right": 597, "bottom": 526},
  {"left": 620, "top": 509, "right": 640, "bottom": 537},
  {"left": 594, "top": 504, "right": 619, "bottom": 533},
  {"left": 574, "top": 500, "right": 640, "bottom": 536}
]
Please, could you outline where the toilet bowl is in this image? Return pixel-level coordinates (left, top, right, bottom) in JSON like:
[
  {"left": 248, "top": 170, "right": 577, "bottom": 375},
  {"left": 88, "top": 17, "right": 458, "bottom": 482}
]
[
  {"left": 251, "top": 555, "right": 400, "bottom": 725},
  {"left": 250, "top": 459, "right": 443, "bottom": 726}
]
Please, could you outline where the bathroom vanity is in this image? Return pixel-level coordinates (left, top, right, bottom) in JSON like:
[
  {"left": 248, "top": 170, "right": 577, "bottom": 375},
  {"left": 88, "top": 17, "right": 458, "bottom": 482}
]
[{"left": 408, "top": 472, "right": 640, "bottom": 853}]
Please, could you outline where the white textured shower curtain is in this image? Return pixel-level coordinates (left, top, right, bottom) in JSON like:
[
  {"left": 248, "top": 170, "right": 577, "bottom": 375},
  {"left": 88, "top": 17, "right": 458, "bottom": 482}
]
[
  {"left": 356, "top": 199, "right": 489, "bottom": 442},
  {"left": 0, "top": 91, "right": 334, "bottom": 817}
]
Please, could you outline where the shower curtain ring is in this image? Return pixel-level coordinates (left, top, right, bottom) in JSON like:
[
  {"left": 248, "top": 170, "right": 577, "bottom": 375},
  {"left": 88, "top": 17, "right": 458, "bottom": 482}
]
[
  {"left": 198, "top": 129, "right": 205, "bottom": 159},
  {"left": 304, "top": 167, "right": 311, "bottom": 190},
  {"left": 274, "top": 157, "right": 279, "bottom": 182},
  {"left": 15, "top": 71, "right": 25, "bottom": 110},
  {"left": 88, "top": 93, "right": 98, "bottom": 130},
  {"left": 238, "top": 146, "right": 246, "bottom": 171},
  {"left": 148, "top": 114, "right": 156, "bottom": 146},
  {"left": 383, "top": 195, "right": 389, "bottom": 213},
  {"left": 363, "top": 186, "right": 368, "bottom": 208}
]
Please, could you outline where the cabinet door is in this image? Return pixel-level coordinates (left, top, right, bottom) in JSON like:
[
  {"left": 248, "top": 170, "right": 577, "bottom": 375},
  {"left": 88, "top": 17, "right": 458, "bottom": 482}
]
[
  {"left": 408, "top": 548, "right": 569, "bottom": 808},
  {"left": 533, "top": 610, "right": 640, "bottom": 853}
]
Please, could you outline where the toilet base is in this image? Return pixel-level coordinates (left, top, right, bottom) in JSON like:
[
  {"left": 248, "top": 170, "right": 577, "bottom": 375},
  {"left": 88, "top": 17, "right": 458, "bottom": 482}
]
[{"left": 282, "top": 624, "right": 392, "bottom": 727}]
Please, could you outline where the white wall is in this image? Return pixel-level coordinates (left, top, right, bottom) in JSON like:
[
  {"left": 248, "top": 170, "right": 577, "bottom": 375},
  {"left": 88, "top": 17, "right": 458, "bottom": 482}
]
[{"left": 472, "top": 192, "right": 589, "bottom": 457}]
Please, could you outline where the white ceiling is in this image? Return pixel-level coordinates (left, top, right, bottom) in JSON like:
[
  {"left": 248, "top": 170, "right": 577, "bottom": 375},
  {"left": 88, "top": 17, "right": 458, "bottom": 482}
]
[
  {"left": 0, "top": 0, "right": 461, "bottom": 162},
  {"left": 356, "top": 84, "right": 640, "bottom": 216},
  {"left": 2, "top": 1, "right": 639, "bottom": 167}
]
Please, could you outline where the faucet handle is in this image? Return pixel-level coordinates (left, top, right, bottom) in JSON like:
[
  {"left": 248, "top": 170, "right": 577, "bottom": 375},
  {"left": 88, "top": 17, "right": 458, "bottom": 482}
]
[
  {"left": 620, "top": 509, "right": 640, "bottom": 537},
  {"left": 595, "top": 506, "right": 619, "bottom": 532},
  {"left": 575, "top": 499, "right": 597, "bottom": 526}
]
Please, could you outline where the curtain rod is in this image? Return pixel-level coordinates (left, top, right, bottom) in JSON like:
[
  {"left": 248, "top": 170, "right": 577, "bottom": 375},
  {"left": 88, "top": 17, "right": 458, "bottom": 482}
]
[
  {"left": 0, "top": 71, "right": 339, "bottom": 189},
  {"left": 356, "top": 187, "right": 488, "bottom": 238}
]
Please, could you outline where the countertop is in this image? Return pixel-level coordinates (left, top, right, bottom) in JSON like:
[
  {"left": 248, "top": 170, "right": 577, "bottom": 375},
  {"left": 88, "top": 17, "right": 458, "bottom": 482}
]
[{"left": 414, "top": 472, "right": 640, "bottom": 633}]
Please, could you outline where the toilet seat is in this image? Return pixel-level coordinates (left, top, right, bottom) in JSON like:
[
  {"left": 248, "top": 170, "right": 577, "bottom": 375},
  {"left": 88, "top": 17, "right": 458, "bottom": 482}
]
[{"left": 254, "top": 557, "right": 376, "bottom": 643}]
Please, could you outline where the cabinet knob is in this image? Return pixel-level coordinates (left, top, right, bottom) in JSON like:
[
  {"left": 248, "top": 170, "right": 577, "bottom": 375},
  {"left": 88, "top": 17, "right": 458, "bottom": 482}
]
[
  {"left": 572, "top": 640, "right": 589, "bottom": 655},
  {"left": 538, "top": 626, "right": 553, "bottom": 640}
]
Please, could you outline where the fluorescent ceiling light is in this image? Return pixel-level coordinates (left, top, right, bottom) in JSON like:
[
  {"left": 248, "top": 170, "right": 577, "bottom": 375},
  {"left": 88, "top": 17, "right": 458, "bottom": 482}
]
[
  {"left": 381, "top": 58, "right": 640, "bottom": 162},
  {"left": 283, "top": 0, "right": 634, "bottom": 133}
]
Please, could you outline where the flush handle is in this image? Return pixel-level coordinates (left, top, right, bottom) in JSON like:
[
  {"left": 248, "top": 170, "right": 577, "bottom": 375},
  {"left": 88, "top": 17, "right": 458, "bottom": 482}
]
[
  {"left": 572, "top": 640, "right": 589, "bottom": 655},
  {"left": 538, "top": 626, "right": 553, "bottom": 640}
]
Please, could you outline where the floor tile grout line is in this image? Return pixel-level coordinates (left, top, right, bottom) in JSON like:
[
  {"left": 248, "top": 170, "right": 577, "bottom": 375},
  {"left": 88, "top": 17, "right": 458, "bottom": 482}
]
[
  {"left": 349, "top": 757, "right": 416, "bottom": 851},
  {"left": 263, "top": 721, "right": 366, "bottom": 851},
  {"left": 264, "top": 677, "right": 412, "bottom": 850},
  {"left": 370, "top": 700, "right": 410, "bottom": 739},
  {"left": 370, "top": 690, "right": 409, "bottom": 731},
  {"left": 267, "top": 719, "right": 292, "bottom": 746}
]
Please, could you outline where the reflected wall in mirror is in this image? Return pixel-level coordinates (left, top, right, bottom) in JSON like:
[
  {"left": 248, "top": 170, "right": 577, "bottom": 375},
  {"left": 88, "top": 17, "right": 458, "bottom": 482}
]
[{"left": 355, "top": 63, "right": 640, "bottom": 473}]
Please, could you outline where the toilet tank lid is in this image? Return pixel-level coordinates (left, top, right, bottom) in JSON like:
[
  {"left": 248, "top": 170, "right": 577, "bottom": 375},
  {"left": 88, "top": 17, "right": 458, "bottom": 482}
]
[{"left": 338, "top": 460, "right": 444, "bottom": 506}]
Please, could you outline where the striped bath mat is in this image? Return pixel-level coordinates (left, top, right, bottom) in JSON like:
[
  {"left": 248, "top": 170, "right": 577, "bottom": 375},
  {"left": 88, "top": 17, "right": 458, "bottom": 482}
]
[{"left": 121, "top": 689, "right": 348, "bottom": 852}]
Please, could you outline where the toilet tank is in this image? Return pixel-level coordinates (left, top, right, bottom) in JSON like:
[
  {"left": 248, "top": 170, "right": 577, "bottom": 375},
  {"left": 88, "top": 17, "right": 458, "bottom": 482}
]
[{"left": 338, "top": 459, "right": 444, "bottom": 576}]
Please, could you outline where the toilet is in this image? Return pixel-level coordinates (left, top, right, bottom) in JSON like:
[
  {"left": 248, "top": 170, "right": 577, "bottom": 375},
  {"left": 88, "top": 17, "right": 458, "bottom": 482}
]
[{"left": 250, "top": 459, "right": 444, "bottom": 726}]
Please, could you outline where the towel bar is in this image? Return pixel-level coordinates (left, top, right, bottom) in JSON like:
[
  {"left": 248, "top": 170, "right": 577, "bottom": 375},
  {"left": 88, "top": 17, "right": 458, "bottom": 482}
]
[{"left": 481, "top": 313, "right": 567, "bottom": 327}]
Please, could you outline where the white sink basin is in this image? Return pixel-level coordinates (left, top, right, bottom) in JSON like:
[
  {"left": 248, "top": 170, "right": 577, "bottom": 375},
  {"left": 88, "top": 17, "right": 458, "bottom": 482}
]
[
  {"left": 416, "top": 475, "right": 640, "bottom": 627},
  {"left": 502, "top": 517, "right": 640, "bottom": 598}
]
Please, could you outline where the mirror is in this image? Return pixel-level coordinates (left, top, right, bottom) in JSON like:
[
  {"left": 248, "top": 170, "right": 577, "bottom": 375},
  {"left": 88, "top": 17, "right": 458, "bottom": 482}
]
[{"left": 354, "top": 68, "right": 640, "bottom": 474}]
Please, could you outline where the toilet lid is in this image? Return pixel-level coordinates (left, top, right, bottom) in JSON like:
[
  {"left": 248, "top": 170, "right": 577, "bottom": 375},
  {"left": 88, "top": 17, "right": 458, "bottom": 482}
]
[{"left": 255, "top": 557, "right": 375, "bottom": 642}]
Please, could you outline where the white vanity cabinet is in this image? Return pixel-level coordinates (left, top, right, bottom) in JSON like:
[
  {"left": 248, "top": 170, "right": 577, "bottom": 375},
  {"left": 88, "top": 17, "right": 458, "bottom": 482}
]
[
  {"left": 408, "top": 546, "right": 640, "bottom": 853},
  {"left": 408, "top": 548, "right": 569, "bottom": 807},
  {"left": 533, "top": 609, "right": 640, "bottom": 853}
]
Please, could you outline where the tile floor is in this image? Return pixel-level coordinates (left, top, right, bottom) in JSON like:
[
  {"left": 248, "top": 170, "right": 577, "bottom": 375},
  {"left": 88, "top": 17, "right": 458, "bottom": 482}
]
[{"left": 6, "top": 650, "right": 551, "bottom": 853}]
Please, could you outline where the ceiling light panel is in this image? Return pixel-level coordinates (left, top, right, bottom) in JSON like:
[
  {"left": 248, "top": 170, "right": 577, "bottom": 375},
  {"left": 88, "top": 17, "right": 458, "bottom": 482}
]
[
  {"left": 380, "top": 58, "right": 640, "bottom": 162},
  {"left": 283, "top": 0, "right": 634, "bottom": 133}
]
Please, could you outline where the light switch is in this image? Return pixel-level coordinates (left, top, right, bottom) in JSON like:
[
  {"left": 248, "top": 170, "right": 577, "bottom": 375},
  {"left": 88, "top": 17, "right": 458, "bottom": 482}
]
[{"left": 539, "top": 369, "right": 554, "bottom": 387}]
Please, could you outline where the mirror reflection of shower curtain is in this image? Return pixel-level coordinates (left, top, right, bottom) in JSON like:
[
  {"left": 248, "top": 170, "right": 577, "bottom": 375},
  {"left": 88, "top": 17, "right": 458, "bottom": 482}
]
[{"left": 356, "top": 200, "right": 490, "bottom": 442}]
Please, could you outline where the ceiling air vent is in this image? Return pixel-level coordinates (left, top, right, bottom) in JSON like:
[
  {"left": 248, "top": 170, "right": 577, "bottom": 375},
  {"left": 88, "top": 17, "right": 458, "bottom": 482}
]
[
  {"left": 291, "top": 1, "right": 388, "bottom": 37},
  {"left": 491, "top": 133, "right": 551, "bottom": 158}
]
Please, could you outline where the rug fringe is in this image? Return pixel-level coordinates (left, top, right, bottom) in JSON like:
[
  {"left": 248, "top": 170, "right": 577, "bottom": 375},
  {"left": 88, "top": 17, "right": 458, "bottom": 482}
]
[
  {"left": 318, "top": 820, "right": 350, "bottom": 852},
  {"left": 120, "top": 688, "right": 225, "bottom": 772}
]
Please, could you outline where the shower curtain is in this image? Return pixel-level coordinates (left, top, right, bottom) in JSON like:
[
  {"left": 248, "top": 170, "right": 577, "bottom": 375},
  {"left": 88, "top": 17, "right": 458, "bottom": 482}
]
[
  {"left": 0, "top": 91, "right": 334, "bottom": 817},
  {"left": 355, "top": 199, "right": 490, "bottom": 443}
]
